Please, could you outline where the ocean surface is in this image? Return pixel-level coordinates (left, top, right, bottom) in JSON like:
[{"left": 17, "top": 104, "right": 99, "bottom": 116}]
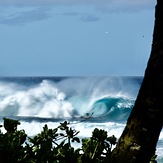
[{"left": 0, "top": 76, "right": 162, "bottom": 162}]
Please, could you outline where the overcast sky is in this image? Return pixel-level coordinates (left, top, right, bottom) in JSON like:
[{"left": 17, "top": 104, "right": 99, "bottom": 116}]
[{"left": 0, "top": 0, "right": 156, "bottom": 76}]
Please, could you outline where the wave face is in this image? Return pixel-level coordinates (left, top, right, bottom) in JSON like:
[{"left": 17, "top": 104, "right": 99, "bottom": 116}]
[
  {"left": 90, "top": 96, "right": 135, "bottom": 121},
  {"left": 0, "top": 76, "right": 142, "bottom": 122}
]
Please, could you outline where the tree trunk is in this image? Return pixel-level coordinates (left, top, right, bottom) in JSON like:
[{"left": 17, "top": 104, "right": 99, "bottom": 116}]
[{"left": 110, "top": 1, "right": 163, "bottom": 162}]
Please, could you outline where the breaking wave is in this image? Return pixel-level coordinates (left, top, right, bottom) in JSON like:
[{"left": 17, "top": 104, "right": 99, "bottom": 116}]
[{"left": 0, "top": 77, "right": 139, "bottom": 121}]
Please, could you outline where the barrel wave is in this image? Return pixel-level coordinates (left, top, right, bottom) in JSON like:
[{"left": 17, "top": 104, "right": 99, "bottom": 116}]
[
  {"left": 0, "top": 77, "right": 138, "bottom": 121},
  {"left": 90, "top": 96, "right": 134, "bottom": 121}
]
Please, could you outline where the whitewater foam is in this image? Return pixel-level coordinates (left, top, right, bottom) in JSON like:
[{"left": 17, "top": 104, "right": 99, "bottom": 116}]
[{"left": 0, "top": 77, "right": 138, "bottom": 119}]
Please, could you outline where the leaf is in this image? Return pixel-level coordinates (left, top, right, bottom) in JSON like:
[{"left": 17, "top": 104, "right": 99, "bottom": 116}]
[
  {"left": 72, "top": 137, "right": 80, "bottom": 143},
  {"left": 107, "top": 135, "right": 117, "bottom": 145},
  {"left": 59, "top": 140, "right": 66, "bottom": 147},
  {"left": 3, "top": 117, "right": 20, "bottom": 133},
  {"left": 60, "top": 133, "right": 65, "bottom": 137}
]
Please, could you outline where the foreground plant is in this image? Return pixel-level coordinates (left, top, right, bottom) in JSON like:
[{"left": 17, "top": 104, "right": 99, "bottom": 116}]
[{"left": 0, "top": 118, "right": 157, "bottom": 162}]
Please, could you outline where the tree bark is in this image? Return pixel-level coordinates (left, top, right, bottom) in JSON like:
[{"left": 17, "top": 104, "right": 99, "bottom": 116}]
[{"left": 110, "top": 1, "right": 163, "bottom": 162}]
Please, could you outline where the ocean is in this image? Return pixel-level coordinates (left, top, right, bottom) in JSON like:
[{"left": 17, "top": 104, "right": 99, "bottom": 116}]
[{"left": 0, "top": 76, "right": 162, "bottom": 162}]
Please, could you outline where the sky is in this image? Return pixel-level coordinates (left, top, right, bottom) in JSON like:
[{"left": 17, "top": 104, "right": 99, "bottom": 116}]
[{"left": 0, "top": 0, "right": 156, "bottom": 76}]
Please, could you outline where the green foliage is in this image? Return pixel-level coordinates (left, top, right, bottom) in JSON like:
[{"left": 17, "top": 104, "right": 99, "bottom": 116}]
[
  {"left": 0, "top": 118, "right": 27, "bottom": 162},
  {"left": 0, "top": 118, "right": 157, "bottom": 163},
  {"left": 81, "top": 128, "right": 117, "bottom": 163},
  {"left": 150, "top": 155, "right": 157, "bottom": 163}
]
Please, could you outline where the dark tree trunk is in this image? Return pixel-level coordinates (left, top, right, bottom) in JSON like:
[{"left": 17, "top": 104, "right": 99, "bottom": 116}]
[{"left": 110, "top": 1, "right": 163, "bottom": 162}]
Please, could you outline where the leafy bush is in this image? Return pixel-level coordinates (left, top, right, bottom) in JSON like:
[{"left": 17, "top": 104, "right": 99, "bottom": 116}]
[
  {"left": 0, "top": 118, "right": 158, "bottom": 162},
  {"left": 0, "top": 118, "right": 117, "bottom": 163}
]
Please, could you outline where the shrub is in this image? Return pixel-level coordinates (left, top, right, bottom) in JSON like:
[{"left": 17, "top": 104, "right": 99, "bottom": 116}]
[
  {"left": 0, "top": 118, "right": 158, "bottom": 163},
  {"left": 0, "top": 118, "right": 117, "bottom": 163}
]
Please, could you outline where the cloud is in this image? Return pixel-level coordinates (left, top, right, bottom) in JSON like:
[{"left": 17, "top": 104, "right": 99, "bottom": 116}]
[
  {"left": 104, "top": 0, "right": 156, "bottom": 12},
  {"left": 0, "top": 7, "right": 51, "bottom": 26},
  {"left": 0, "top": 0, "right": 155, "bottom": 11},
  {"left": 0, "top": 6, "right": 100, "bottom": 26},
  {"left": 0, "top": 0, "right": 155, "bottom": 26},
  {"left": 79, "top": 14, "right": 100, "bottom": 22}
]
